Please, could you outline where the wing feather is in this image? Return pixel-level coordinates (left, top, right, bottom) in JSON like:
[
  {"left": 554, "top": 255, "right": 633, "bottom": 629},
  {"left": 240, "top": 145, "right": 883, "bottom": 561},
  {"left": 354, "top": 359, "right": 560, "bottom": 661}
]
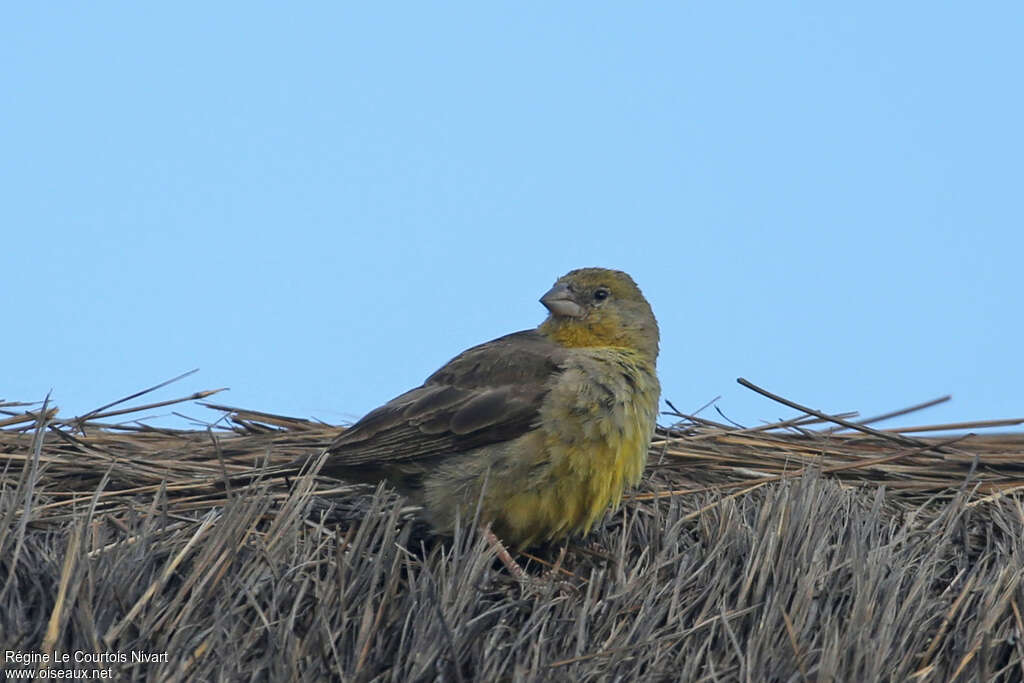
[{"left": 321, "top": 330, "right": 565, "bottom": 472}]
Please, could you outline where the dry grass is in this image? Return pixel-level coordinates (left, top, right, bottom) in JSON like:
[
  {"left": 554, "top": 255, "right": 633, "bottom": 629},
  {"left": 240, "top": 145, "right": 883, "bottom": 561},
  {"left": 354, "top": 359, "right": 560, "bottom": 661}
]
[{"left": 2, "top": 377, "right": 1024, "bottom": 681}]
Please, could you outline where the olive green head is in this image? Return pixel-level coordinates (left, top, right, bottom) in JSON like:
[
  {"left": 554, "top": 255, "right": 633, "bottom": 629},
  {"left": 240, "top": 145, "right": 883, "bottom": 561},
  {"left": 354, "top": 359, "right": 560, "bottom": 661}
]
[{"left": 537, "top": 267, "right": 659, "bottom": 360}]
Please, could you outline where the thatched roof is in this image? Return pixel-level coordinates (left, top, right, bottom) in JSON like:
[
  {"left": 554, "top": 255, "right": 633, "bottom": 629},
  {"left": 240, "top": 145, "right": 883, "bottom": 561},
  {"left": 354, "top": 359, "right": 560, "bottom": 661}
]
[{"left": 2, "top": 378, "right": 1023, "bottom": 680}]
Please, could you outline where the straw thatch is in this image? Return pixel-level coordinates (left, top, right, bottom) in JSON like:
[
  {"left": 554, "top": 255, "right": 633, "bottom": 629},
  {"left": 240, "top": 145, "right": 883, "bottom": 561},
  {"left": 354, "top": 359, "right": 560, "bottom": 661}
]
[{"left": 2, "top": 377, "right": 1023, "bottom": 681}]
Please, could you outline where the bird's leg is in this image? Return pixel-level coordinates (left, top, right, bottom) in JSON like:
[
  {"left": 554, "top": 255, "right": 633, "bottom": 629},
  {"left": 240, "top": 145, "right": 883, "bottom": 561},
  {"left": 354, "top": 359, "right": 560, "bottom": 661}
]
[
  {"left": 545, "top": 544, "right": 568, "bottom": 580},
  {"left": 483, "top": 527, "right": 528, "bottom": 580}
]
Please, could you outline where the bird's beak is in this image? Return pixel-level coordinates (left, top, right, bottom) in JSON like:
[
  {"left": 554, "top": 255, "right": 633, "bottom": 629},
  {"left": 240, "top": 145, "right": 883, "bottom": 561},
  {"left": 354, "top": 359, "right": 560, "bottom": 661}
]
[{"left": 540, "top": 283, "right": 586, "bottom": 318}]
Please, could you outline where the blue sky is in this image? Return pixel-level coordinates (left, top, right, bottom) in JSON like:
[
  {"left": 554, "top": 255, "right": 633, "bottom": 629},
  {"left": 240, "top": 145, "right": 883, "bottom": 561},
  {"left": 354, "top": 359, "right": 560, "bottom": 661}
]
[{"left": 3, "top": 3, "right": 1021, "bottom": 432}]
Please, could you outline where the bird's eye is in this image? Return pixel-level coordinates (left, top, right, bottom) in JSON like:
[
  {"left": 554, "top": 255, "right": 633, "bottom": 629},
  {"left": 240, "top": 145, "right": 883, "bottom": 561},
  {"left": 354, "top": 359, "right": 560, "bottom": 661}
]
[{"left": 593, "top": 288, "right": 610, "bottom": 301}]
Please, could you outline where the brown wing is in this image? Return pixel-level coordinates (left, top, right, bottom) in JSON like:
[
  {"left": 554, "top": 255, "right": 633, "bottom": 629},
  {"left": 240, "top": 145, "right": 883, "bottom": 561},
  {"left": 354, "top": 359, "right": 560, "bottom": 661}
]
[{"left": 322, "top": 330, "right": 566, "bottom": 471}]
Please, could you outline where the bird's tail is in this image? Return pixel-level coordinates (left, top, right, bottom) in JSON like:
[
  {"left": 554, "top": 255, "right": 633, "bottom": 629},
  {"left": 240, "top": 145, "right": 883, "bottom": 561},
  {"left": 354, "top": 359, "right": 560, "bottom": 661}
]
[{"left": 215, "top": 450, "right": 329, "bottom": 490}]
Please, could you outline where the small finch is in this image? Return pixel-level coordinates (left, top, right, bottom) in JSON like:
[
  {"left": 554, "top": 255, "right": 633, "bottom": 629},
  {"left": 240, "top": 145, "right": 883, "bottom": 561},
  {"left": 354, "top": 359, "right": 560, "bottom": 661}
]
[{"left": 318, "top": 267, "right": 661, "bottom": 550}]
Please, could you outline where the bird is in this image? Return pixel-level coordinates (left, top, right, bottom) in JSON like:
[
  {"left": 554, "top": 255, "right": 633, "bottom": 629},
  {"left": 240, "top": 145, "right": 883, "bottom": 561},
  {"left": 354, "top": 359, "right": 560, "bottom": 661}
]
[{"left": 315, "top": 267, "right": 661, "bottom": 552}]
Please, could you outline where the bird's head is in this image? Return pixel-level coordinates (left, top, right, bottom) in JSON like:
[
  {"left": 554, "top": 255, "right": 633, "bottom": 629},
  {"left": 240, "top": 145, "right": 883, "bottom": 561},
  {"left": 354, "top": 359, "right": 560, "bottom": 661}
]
[{"left": 538, "top": 268, "right": 659, "bottom": 361}]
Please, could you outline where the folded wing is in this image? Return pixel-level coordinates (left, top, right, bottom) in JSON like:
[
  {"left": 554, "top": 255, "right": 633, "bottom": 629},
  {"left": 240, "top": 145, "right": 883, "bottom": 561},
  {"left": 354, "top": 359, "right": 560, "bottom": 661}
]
[{"left": 322, "top": 330, "right": 567, "bottom": 471}]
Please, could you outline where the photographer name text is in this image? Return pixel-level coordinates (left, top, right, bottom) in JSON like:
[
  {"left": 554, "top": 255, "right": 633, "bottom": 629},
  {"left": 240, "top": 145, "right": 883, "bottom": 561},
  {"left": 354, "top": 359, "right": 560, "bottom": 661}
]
[{"left": 6, "top": 650, "right": 168, "bottom": 665}]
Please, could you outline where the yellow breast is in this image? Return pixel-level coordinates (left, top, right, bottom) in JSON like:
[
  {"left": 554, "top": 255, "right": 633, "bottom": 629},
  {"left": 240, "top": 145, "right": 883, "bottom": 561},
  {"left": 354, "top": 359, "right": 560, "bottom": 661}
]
[{"left": 492, "top": 348, "right": 659, "bottom": 547}]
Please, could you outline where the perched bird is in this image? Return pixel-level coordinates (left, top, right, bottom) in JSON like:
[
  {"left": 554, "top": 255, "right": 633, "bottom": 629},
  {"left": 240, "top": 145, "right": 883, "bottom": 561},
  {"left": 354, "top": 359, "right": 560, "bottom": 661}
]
[{"left": 319, "top": 268, "right": 660, "bottom": 550}]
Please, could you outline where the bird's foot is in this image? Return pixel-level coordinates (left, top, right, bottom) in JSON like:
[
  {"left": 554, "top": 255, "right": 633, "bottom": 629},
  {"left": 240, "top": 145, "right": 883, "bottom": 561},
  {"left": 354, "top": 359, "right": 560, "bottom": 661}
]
[{"left": 483, "top": 531, "right": 579, "bottom": 595}]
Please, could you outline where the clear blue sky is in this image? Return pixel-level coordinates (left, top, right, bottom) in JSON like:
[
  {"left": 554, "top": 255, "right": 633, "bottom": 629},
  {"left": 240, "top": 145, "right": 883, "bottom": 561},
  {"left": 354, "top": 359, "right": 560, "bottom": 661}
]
[{"left": 3, "top": 3, "right": 1021, "bottom": 431}]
